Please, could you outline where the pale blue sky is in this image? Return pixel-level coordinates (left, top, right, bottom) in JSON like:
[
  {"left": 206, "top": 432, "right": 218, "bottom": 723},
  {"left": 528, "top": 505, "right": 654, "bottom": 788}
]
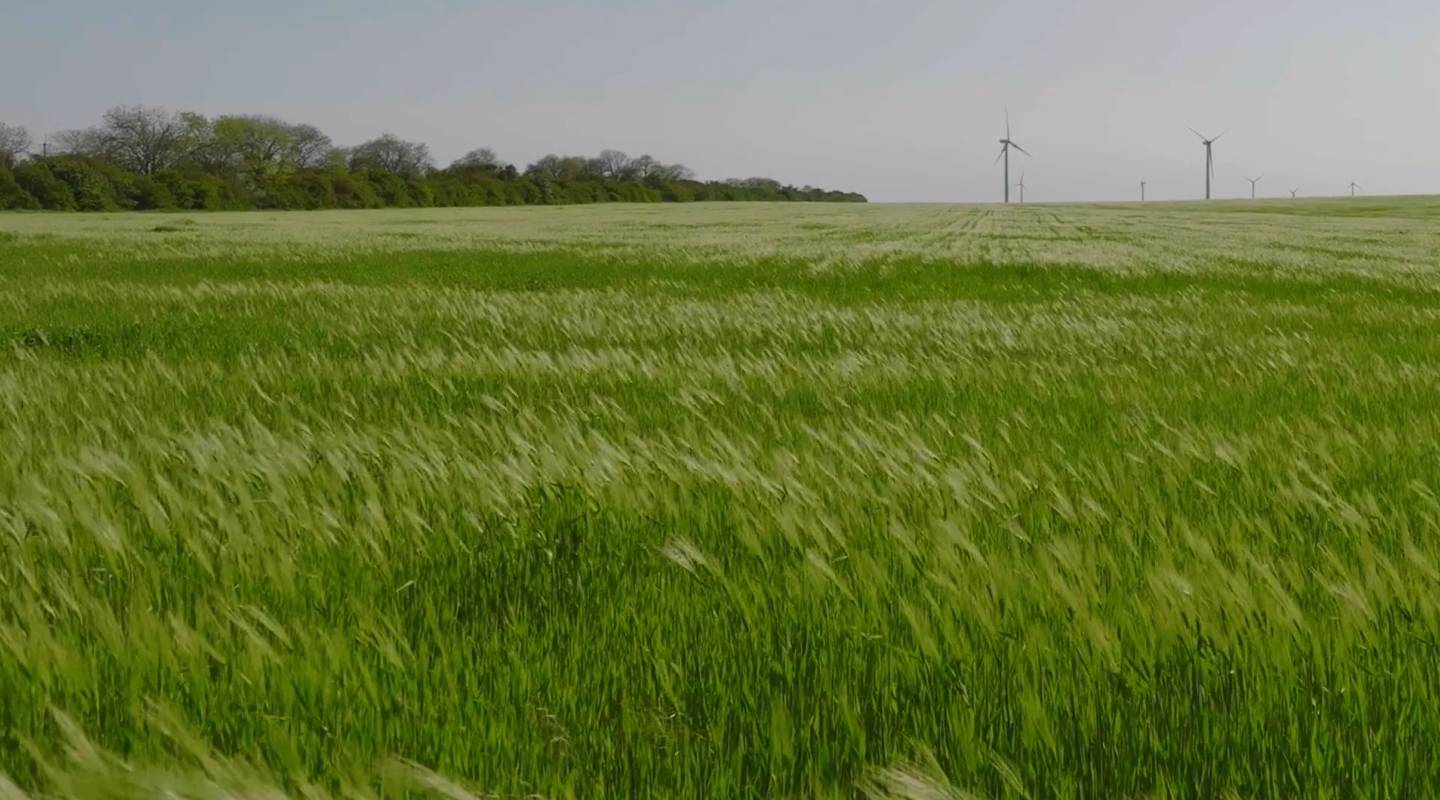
[{"left": 3, "top": 0, "right": 1437, "bottom": 202}]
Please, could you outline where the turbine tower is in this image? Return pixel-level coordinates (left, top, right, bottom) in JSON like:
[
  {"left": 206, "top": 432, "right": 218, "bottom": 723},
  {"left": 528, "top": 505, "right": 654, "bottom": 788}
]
[
  {"left": 995, "top": 109, "right": 1030, "bottom": 204},
  {"left": 1014, "top": 172, "right": 1026, "bottom": 203},
  {"left": 1189, "top": 128, "right": 1226, "bottom": 199},
  {"left": 1245, "top": 175, "right": 1262, "bottom": 200},
  {"left": 1349, "top": 181, "right": 1360, "bottom": 197},
  {"left": 1289, "top": 188, "right": 1299, "bottom": 199},
  {"left": 1140, "top": 180, "right": 1146, "bottom": 202}
]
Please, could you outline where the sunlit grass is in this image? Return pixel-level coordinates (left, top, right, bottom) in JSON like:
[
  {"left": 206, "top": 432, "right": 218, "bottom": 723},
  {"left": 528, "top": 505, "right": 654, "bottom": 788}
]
[{"left": 2, "top": 200, "right": 1440, "bottom": 798}]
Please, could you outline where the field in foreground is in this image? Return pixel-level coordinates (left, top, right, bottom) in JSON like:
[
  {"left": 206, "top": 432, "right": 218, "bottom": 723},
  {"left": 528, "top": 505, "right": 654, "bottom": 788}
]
[{"left": 3, "top": 199, "right": 1440, "bottom": 798}]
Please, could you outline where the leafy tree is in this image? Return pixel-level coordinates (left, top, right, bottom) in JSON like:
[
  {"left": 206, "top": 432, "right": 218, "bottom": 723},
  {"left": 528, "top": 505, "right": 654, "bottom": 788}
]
[
  {"left": 728, "top": 177, "right": 783, "bottom": 192},
  {"left": 595, "top": 149, "right": 631, "bottom": 180},
  {"left": 212, "top": 115, "right": 297, "bottom": 179},
  {"left": 174, "top": 112, "right": 227, "bottom": 170},
  {"left": 652, "top": 162, "right": 695, "bottom": 182},
  {"left": 97, "top": 105, "right": 196, "bottom": 174},
  {"left": 321, "top": 146, "right": 351, "bottom": 171},
  {"left": 0, "top": 122, "right": 31, "bottom": 168},
  {"left": 52, "top": 127, "right": 109, "bottom": 159},
  {"left": 451, "top": 148, "right": 507, "bottom": 171},
  {"left": 524, "top": 155, "right": 563, "bottom": 179},
  {"left": 3, "top": 105, "right": 866, "bottom": 212},
  {"left": 525, "top": 155, "right": 603, "bottom": 181},
  {"left": 628, "top": 155, "right": 659, "bottom": 180},
  {"left": 349, "top": 134, "right": 432, "bottom": 179},
  {"left": 288, "top": 124, "right": 334, "bottom": 169}
]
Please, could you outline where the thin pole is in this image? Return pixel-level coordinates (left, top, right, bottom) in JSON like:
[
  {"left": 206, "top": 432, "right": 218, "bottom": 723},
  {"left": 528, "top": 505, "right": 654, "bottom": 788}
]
[
  {"left": 1205, "top": 145, "right": 1212, "bottom": 200},
  {"left": 1141, "top": 181, "right": 1146, "bottom": 202},
  {"left": 1003, "top": 147, "right": 1010, "bottom": 204}
]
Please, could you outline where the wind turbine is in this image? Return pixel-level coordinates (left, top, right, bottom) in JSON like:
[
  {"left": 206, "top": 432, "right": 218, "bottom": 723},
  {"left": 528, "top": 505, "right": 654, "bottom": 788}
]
[
  {"left": 1189, "top": 128, "right": 1226, "bottom": 199},
  {"left": 1140, "top": 180, "right": 1147, "bottom": 202},
  {"left": 995, "top": 109, "right": 1030, "bottom": 204},
  {"left": 1014, "top": 172, "right": 1026, "bottom": 203},
  {"left": 1289, "top": 188, "right": 1299, "bottom": 199},
  {"left": 1245, "top": 175, "right": 1262, "bottom": 200},
  {"left": 1349, "top": 181, "right": 1360, "bottom": 197}
]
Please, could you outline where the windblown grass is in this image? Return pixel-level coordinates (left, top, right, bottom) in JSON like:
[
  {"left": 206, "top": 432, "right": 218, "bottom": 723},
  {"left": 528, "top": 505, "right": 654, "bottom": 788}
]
[{"left": 2, "top": 200, "right": 1440, "bottom": 798}]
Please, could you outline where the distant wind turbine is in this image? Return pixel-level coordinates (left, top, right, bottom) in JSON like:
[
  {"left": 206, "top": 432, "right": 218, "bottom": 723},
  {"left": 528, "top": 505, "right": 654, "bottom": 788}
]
[
  {"left": 1289, "top": 188, "right": 1299, "bottom": 199},
  {"left": 1014, "top": 172, "right": 1026, "bottom": 203},
  {"left": 1245, "top": 175, "right": 1262, "bottom": 200},
  {"left": 1140, "top": 180, "right": 1146, "bottom": 202},
  {"left": 1189, "top": 128, "right": 1226, "bottom": 199},
  {"left": 995, "top": 109, "right": 1030, "bottom": 204},
  {"left": 1349, "top": 181, "right": 1361, "bottom": 197}
]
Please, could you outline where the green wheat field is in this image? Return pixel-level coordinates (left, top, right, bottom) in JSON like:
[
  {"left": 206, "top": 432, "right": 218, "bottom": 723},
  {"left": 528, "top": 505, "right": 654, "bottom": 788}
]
[{"left": 3, "top": 198, "right": 1440, "bottom": 799}]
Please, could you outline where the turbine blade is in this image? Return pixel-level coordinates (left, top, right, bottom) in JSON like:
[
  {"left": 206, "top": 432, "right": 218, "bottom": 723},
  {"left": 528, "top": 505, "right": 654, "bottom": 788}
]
[
  {"left": 1006, "top": 106, "right": 1011, "bottom": 140},
  {"left": 1011, "top": 142, "right": 1031, "bottom": 157},
  {"left": 1212, "top": 129, "right": 1228, "bottom": 142},
  {"left": 994, "top": 146, "right": 1007, "bottom": 165},
  {"left": 1188, "top": 127, "right": 1207, "bottom": 141}
]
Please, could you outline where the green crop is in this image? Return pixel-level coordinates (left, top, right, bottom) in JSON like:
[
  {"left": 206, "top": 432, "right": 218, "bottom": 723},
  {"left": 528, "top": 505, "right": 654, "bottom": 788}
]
[{"left": 2, "top": 200, "right": 1440, "bottom": 798}]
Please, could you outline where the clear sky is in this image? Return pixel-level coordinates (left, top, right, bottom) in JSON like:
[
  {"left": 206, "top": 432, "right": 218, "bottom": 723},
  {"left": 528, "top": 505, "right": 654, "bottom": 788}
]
[{"left": 2, "top": 0, "right": 1437, "bottom": 202}]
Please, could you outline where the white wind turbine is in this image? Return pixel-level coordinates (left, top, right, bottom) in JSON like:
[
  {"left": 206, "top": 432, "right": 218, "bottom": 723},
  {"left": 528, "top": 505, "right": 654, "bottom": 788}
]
[
  {"left": 1189, "top": 128, "right": 1226, "bottom": 199},
  {"left": 995, "top": 109, "right": 1030, "bottom": 204}
]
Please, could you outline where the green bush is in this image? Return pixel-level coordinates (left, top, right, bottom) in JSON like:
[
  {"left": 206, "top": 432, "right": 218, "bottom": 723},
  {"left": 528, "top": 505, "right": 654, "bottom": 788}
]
[
  {"left": 13, "top": 162, "right": 76, "bottom": 210},
  {"left": 0, "top": 168, "right": 39, "bottom": 210},
  {"left": 287, "top": 172, "right": 337, "bottom": 209},
  {"left": 129, "top": 177, "right": 176, "bottom": 210},
  {"left": 364, "top": 170, "right": 412, "bottom": 207},
  {"left": 0, "top": 142, "right": 864, "bottom": 214},
  {"left": 330, "top": 172, "right": 381, "bottom": 209},
  {"left": 48, "top": 159, "right": 119, "bottom": 211},
  {"left": 406, "top": 178, "right": 434, "bottom": 208},
  {"left": 153, "top": 172, "right": 222, "bottom": 211}
]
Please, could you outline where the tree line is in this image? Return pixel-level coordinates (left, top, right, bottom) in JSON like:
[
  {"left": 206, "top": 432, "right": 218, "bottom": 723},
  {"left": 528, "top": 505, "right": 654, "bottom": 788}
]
[{"left": 0, "top": 108, "right": 865, "bottom": 211}]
